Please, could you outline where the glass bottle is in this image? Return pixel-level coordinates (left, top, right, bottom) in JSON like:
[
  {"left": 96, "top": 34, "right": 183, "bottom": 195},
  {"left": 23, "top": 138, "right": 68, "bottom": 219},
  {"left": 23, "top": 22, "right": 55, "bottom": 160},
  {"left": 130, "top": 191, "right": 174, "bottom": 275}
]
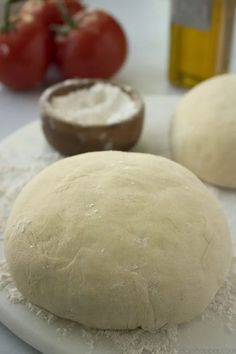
[{"left": 168, "top": 0, "right": 235, "bottom": 88}]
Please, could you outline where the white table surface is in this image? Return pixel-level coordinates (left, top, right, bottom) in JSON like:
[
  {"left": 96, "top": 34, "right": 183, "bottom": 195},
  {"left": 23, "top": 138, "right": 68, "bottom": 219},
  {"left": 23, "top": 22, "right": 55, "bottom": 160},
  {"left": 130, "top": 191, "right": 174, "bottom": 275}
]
[{"left": 1, "top": 0, "right": 236, "bottom": 353}]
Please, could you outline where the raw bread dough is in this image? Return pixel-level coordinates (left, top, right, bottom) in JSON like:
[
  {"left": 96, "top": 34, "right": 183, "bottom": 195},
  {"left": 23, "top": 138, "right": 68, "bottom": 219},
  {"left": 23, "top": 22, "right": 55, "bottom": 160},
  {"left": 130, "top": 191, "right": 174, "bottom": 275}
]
[
  {"left": 171, "top": 74, "right": 236, "bottom": 188},
  {"left": 5, "top": 151, "right": 232, "bottom": 330}
]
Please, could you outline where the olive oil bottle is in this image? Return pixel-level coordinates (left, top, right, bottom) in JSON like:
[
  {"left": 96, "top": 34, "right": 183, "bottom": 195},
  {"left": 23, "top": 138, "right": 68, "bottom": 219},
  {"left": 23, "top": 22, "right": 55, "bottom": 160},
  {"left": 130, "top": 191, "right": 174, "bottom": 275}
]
[{"left": 168, "top": 0, "right": 235, "bottom": 88}]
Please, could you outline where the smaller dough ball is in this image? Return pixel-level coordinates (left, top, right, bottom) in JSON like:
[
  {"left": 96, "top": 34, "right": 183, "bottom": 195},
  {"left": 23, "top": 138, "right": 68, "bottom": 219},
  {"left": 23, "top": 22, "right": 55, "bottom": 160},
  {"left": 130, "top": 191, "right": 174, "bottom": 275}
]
[{"left": 171, "top": 74, "right": 236, "bottom": 188}]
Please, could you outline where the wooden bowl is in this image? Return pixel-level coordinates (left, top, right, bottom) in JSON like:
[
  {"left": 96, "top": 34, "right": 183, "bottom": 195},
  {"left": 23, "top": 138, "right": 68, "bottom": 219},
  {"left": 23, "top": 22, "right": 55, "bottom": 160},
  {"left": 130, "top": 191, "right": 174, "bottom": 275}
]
[{"left": 39, "top": 79, "right": 145, "bottom": 156}]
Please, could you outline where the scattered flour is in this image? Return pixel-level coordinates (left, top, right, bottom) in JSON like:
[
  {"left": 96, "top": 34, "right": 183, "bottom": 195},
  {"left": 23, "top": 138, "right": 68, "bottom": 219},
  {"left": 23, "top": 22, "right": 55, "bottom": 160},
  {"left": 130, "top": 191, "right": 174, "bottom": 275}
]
[
  {"left": 201, "top": 262, "right": 236, "bottom": 331},
  {"left": 0, "top": 148, "right": 60, "bottom": 238}
]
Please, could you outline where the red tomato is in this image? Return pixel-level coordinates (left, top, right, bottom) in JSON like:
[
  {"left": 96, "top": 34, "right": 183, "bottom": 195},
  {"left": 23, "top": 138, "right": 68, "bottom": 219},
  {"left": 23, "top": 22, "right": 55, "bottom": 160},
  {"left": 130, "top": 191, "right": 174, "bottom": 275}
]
[
  {"left": 21, "top": 0, "right": 84, "bottom": 63},
  {"left": 0, "top": 16, "right": 50, "bottom": 90},
  {"left": 55, "top": 10, "right": 128, "bottom": 79},
  {"left": 21, "top": 0, "right": 84, "bottom": 28}
]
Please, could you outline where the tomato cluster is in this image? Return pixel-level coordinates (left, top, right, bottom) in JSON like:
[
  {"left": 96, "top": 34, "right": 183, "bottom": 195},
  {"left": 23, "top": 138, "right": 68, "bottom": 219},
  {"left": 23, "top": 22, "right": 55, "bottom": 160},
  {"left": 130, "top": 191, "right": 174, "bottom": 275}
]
[{"left": 0, "top": 0, "right": 128, "bottom": 90}]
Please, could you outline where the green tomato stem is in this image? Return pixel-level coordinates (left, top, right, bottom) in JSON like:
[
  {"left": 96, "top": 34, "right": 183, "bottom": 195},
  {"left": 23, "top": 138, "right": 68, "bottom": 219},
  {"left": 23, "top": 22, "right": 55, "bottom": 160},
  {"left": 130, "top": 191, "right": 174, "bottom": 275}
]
[
  {"left": 55, "top": 0, "right": 77, "bottom": 28},
  {"left": 3, "top": 0, "right": 12, "bottom": 32},
  {"left": 0, "top": 0, "right": 21, "bottom": 32}
]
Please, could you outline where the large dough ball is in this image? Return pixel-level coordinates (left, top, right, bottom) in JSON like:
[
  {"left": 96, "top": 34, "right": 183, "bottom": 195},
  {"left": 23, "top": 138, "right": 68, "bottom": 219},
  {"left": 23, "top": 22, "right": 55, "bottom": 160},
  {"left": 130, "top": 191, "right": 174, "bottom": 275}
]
[
  {"left": 5, "top": 151, "right": 232, "bottom": 330},
  {"left": 171, "top": 74, "right": 236, "bottom": 188}
]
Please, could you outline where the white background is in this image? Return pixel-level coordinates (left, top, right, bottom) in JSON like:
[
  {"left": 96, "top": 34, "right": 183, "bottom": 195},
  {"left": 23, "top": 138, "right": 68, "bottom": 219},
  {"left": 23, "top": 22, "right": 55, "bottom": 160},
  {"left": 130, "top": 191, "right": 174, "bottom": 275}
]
[{"left": 0, "top": 1, "right": 236, "bottom": 353}]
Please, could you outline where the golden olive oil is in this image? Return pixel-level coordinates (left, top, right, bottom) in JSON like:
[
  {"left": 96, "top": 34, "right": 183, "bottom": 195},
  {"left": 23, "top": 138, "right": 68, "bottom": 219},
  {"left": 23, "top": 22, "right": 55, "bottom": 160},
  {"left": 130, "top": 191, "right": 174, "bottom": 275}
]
[{"left": 168, "top": 0, "right": 235, "bottom": 88}]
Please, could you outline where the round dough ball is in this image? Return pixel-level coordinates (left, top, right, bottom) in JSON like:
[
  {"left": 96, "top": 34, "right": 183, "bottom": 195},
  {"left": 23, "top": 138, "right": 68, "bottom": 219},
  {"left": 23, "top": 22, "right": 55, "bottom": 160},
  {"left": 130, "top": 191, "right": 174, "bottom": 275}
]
[
  {"left": 171, "top": 74, "right": 236, "bottom": 188},
  {"left": 5, "top": 151, "right": 232, "bottom": 330}
]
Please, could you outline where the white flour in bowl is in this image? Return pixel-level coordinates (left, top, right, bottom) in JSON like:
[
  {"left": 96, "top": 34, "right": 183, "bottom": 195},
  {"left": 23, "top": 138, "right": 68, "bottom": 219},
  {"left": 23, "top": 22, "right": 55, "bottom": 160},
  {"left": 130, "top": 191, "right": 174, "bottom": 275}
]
[{"left": 49, "top": 83, "right": 138, "bottom": 126}]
